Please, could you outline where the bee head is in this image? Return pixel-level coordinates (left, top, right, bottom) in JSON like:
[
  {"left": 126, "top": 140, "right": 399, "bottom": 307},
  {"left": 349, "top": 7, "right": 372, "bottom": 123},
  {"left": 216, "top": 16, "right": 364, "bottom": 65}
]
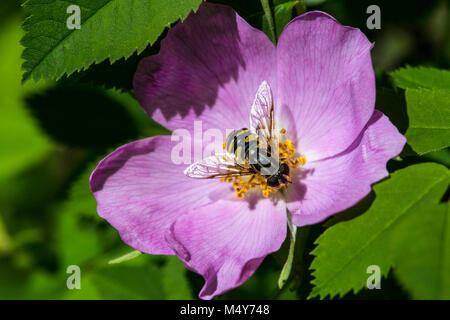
[{"left": 266, "top": 163, "right": 290, "bottom": 188}]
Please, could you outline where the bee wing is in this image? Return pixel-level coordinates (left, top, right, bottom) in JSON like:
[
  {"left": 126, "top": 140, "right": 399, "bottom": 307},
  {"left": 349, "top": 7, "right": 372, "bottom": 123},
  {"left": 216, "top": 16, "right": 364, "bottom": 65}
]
[
  {"left": 249, "top": 81, "right": 274, "bottom": 149},
  {"left": 184, "top": 153, "right": 253, "bottom": 179}
]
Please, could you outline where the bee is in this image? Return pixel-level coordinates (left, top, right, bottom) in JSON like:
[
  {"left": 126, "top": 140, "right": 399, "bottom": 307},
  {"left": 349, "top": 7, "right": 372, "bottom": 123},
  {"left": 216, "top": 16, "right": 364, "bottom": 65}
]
[
  {"left": 184, "top": 81, "right": 291, "bottom": 192},
  {"left": 224, "top": 128, "right": 290, "bottom": 188}
]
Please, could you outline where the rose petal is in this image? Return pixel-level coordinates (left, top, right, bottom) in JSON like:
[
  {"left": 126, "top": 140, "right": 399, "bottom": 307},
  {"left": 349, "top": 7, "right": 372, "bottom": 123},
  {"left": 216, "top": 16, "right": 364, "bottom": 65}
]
[
  {"left": 285, "top": 110, "right": 406, "bottom": 227},
  {"left": 166, "top": 197, "right": 287, "bottom": 299},
  {"left": 276, "top": 11, "right": 375, "bottom": 161},
  {"left": 134, "top": 3, "right": 276, "bottom": 134},
  {"left": 90, "top": 135, "right": 232, "bottom": 255}
]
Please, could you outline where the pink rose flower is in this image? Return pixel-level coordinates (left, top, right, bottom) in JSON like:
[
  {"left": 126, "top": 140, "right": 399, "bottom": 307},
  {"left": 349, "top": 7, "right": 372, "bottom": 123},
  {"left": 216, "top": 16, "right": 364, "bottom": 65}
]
[{"left": 90, "top": 3, "right": 406, "bottom": 299}]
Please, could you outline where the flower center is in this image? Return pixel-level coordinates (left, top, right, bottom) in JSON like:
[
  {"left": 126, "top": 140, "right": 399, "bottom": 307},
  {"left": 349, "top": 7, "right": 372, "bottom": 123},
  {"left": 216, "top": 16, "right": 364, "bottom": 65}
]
[{"left": 221, "top": 128, "right": 306, "bottom": 199}]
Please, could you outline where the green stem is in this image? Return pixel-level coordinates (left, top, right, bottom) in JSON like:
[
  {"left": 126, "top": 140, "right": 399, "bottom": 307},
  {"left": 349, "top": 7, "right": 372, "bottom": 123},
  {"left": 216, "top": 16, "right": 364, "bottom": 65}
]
[
  {"left": 276, "top": 221, "right": 312, "bottom": 297},
  {"left": 278, "top": 210, "right": 297, "bottom": 289},
  {"left": 108, "top": 250, "right": 142, "bottom": 264}
]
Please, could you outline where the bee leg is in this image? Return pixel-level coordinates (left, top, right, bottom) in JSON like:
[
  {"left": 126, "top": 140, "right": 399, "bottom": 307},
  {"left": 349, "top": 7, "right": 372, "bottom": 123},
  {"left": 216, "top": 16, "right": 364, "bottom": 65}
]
[
  {"left": 246, "top": 174, "right": 256, "bottom": 187},
  {"left": 281, "top": 174, "right": 292, "bottom": 186}
]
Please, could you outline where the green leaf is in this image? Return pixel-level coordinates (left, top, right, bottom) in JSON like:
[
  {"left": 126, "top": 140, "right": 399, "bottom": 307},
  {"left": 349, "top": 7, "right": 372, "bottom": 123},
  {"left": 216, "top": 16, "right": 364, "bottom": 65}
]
[
  {"left": 443, "top": 202, "right": 450, "bottom": 299},
  {"left": 262, "top": 0, "right": 300, "bottom": 42},
  {"left": 60, "top": 45, "right": 159, "bottom": 92},
  {"left": 261, "top": 0, "right": 276, "bottom": 43},
  {"left": 91, "top": 265, "right": 165, "bottom": 299},
  {"left": 162, "top": 257, "right": 193, "bottom": 300},
  {"left": 422, "top": 149, "right": 450, "bottom": 168},
  {"left": 389, "top": 66, "right": 450, "bottom": 155},
  {"left": 390, "top": 66, "right": 450, "bottom": 90},
  {"left": 21, "top": 0, "right": 204, "bottom": 82},
  {"left": 404, "top": 88, "right": 450, "bottom": 155},
  {"left": 391, "top": 196, "right": 450, "bottom": 299},
  {"left": 309, "top": 163, "right": 450, "bottom": 299}
]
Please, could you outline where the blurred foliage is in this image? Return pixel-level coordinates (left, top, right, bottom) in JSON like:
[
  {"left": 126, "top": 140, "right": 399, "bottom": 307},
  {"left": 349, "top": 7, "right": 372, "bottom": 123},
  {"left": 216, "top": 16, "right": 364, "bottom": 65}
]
[
  {"left": 0, "top": 0, "right": 449, "bottom": 300},
  {"left": 0, "top": 16, "right": 52, "bottom": 182},
  {"left": 26, "top": 85, "right": 139, "bottom": 148}
]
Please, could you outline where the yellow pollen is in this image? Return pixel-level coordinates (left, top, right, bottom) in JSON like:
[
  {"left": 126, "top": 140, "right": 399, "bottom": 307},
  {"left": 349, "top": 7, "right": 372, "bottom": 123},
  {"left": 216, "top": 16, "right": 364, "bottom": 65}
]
[
  {"left": 236, "top": 191, "right": 245, "bottom": 199},
  {"left": 297, "top": 156, "right": 306, "bottom": 166},
  {"left": 222, "top": 142, "right": 226, "bottom": 149},
  {"left": 222, "top": 128, "right": 307, "bottom": 199}
]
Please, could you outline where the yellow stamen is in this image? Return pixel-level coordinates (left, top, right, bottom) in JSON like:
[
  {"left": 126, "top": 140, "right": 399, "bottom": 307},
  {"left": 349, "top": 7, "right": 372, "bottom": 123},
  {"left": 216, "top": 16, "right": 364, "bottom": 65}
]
[
  {"left": 280, "top": 128, "right": 286, "bottom": 134},
  {"left": 297, "top": 156, "right": 306, "bottom": 166}
]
